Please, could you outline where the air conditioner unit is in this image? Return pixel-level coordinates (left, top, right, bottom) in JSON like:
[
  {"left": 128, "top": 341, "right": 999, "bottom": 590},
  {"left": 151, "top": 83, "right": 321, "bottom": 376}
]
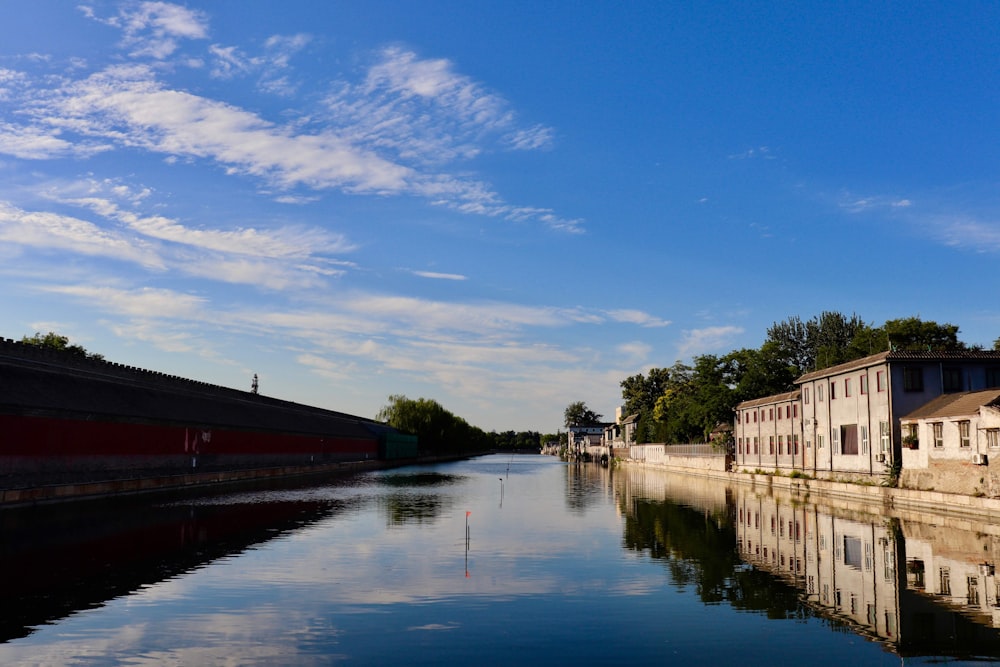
[
  {"left": 875, "top": 453, "right": 886, "bottom": 463},
  {"left": 974, "top": 453, "right": 989, "bottom": 466}
]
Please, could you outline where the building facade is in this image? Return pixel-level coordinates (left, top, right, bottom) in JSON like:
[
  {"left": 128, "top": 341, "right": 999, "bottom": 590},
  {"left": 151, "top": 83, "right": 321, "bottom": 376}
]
[{"left": 735, "top": 351, "right": 1000, "bottom": 479}]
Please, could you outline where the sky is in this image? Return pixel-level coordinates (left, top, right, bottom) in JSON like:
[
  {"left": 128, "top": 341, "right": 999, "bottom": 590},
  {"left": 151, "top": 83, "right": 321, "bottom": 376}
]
[{"left": 2, "top": 1, "right": 999, "bottom": 433}]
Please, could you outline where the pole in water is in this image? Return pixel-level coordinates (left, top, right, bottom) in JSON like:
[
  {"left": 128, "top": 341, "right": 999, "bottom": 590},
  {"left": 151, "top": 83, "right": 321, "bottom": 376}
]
[{"left": 465, "top": 510, "right": 471, "bottom": 577}]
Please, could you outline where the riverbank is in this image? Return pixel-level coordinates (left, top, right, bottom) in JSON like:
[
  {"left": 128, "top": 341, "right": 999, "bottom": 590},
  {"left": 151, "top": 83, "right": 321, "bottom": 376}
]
[{"left": 622, "top": 458, "right": 1000, "bottom": 524}]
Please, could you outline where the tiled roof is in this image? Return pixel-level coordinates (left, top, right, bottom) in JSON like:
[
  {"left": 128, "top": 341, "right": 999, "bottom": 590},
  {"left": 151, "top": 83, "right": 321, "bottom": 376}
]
[
  {"left": 901, "top": 389, "right": 1000, "bottom": 421},
  {"left": 796, "top": 350, "right": 1000, "bottom": 383},
  {"left": 735, "top": 389, "right": 800, "bottom": 409}
]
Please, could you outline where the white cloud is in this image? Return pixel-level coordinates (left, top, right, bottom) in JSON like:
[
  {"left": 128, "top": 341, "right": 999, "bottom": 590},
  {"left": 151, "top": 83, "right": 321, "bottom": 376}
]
[
  {"left": 605, "top": 309, "right": 671, "bottom": 328},
  {"left": 0, "top": 201, "right": 164, "bottom": 268},
  {"left": 44, "top": 284, "right": 207, "bottom": 319},
  {"left": 677, "top": 325, "right": 744, "bottom": 357},
  {"left": 108, "top": 2, "right": 210, "bottom": 60},
  {"left": 929, "top": 214, "right": 1000, "bottom": 252},
  {"left": 0, "top": 122, "right": 109, "bottom": 159},
  {"left": 411, "top": 270, "right": 467, "bottom": 281},
  {"left": 616, "top": 341, "right": 652, "bottom": 363}
]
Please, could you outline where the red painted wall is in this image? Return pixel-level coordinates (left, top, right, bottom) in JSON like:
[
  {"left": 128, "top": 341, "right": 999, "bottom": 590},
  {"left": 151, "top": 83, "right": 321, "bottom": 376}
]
[{"left": 0, "top": 414, "right": 378, "bottom": 459}]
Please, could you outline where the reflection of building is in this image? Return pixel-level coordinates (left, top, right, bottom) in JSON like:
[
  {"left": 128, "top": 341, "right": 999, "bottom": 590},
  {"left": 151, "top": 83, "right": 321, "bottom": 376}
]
[
  {"left": 736, "top": 491, "right": 901, "bottom": 643},
  {"left": 733, "top": 485, "right": 1000, "bottom": 656},
  {"left": 615, "top": 465, "right": 1000, "bottom": 657},
  {"left": 734, "top": 351, "right": 1000, "bottom": 483}
]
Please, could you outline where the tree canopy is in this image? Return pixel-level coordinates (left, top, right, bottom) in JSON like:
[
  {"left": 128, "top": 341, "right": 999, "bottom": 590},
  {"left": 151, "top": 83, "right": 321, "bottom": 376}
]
[
  {"left": 563, "top": 401, "right": 603, "bottom": 428},
  {"left": 20, "top": 331, "right": 104, "bottom": 360}
]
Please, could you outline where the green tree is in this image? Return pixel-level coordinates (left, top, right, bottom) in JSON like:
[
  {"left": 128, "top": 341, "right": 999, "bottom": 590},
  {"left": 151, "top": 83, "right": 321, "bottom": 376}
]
[
  {"left": 563, "top": 401, "right": 603, "bottom": 427},
  {"left": 21, "top": 331, "right": 104, "bottom": 360},
  {"left": 765, "top": 311, "right": 871, "bottom": 373},
  {"left": 377, "top": 394, "right": 490, "bottom": 455},
  {"left": 620, "top": 367, "right": 676, "bottom": 443},
  {"left": 880, "top": 316, "right": 964, "bottom": 352}
]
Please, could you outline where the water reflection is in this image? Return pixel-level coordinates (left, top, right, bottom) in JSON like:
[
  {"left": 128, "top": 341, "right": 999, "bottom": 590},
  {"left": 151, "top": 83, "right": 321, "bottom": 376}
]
[
  {"left": 0, "top": 487, "right": 353, "bottom": 643},
  {"left": 614, "top": 465, "right": 1000, "bottom": 659},
  {"left": 7, "top": 457, "right": 1000, "bottom": 665}
]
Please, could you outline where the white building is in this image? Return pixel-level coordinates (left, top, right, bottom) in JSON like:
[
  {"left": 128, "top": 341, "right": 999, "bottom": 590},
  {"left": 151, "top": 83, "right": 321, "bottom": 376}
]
[
  {"left": 899, "top": 388, "right": 1000, "bottom": 494},
  {"left": 735, "top": 350, "right": 1000, "bottom": 480}
]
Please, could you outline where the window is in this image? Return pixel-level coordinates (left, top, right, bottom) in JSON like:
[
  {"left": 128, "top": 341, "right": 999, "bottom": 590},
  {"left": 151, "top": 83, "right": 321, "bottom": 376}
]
[
  {"left": 959, "top": 421, "right": 970, "bottom": 448},
  {"left": 845, "top": 378, "right": 852, "bottom": 397},
  {"left": 968, "top": 576, "right": 980, "bottom": 606},
  {"left": 988, "top": 429, "right": 1000, "bottom": 448},
  {"left": 830, "top": 382, "right": 837, "bottom": 399},
  {"left": 769, "top": 435, "right": 774, "bottom": 455},
  {"left": 943, "top": 367, "right": 962, "bottom": 393},
  {"left": 793, "top": 434, "right": 800, "bottom": 455},
  {"left": 844, "top": 536, "right": 862, "bottom": 569},
  {"left": 777, "top": 406, "right": 782, "bottom": 420},
  {"left": 753, "top": 437, "right": 758, "bottom": 454},
  {"left": 903, "top": 366, "right": 924, "bottom": 392},
  {"left": 753, "top": 410, "right": 757, "bottom": 422},
  {"left": 933, "top": 422, "right": 944, "bottom": 448},
  {"left": 861, "top": 425, "right": 869, "bottom": 454},
  {"left": 778, "top": 435, "right": 784, "bottom": 454},
  {"left": 738, "top": 438, "right": 742, "bottom": 454},
  {"left": 877, "top": 370, "right": 886, "bottom": 391},
  {"left": 786, "top": 405, "right": 791, "bottom": 419},
  {"left": 880, "top": 421, "right": 890, "bottom": 453},
  {"left": 818, "top": 384, "right": 825, "bottom": 402},
  {"left": 841, "top": 424, "right": 859, "bottom": 455},
  {"left": 832, "top": 427, "right": 840, "bottom": 454},
  {"left": 769, "top": 408, "right": 774, "bottom": 420},
  {"left": 818, "top": 434, "right": 825, "bottom": 449},
  {"left": 804, "top": 387, "right": 810, "bottom": 404},
  {"left": 860, "top": 374, "right": 868, "bottom": 394},
  {"left": 940, "top": 567, "right": 951, "bottom": 595},
  {"left": 793, "top": 404, "right": 798, "bottom": 418}
]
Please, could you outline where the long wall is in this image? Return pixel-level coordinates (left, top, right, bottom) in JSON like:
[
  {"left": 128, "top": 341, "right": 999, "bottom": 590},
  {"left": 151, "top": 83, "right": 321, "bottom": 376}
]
[{"left": 0, "top": 338, "right": 388, "bottom": 488}]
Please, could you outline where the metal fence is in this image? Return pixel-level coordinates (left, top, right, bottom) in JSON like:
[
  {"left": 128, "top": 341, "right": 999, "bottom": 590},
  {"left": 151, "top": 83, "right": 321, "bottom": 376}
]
[{"left": 661, "top": 443, "right": 720, "bottom": 457}]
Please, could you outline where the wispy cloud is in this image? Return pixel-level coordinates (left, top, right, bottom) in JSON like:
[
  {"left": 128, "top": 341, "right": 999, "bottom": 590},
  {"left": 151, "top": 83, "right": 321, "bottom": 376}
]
[
  {"left": 927, "top": 214, "right": 1000, "bottom": 252},
  {"left": 2, "top": 19, "right": 581, "bottom": 233},
  {"left": 411, "top": 270, "right": 466, "bottom": 281},
  {"left": 677, "top": 325, "right": 744, "bottom": 357},
  {"left": 83, "top": 2, "right": 210, "bottom": 60},
  {"left": 839, "top": 193, "right": 914, "bottom": 214},
  {"left": 605, "top": 309, "right": 671, "bottom": 328}
]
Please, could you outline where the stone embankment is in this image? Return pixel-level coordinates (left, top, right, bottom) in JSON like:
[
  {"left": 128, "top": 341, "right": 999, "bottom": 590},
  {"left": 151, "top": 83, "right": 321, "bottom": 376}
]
[{"left": 624, "top": 458, "right": 1000, "bottom": 522}]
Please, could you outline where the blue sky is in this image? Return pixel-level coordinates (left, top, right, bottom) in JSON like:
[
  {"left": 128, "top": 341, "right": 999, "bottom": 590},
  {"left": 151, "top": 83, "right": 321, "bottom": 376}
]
[{"left": 2, "top": 2, "right": 999, "bottom": 433}]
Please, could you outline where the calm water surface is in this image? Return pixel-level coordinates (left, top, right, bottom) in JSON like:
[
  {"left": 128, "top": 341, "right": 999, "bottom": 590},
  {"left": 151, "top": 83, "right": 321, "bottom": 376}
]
[{"left": 2, "top": 454, "right": 999, "bottom": 665}]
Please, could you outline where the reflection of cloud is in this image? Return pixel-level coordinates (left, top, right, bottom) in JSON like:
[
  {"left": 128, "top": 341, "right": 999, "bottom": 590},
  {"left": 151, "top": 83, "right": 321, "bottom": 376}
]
[{"left": 408, "top": 623, "right": 460, "bottom": 631}]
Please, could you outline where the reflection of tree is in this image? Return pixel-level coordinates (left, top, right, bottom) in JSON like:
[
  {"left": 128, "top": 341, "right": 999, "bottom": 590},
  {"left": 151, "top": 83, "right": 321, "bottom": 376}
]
[
  {"left": 380, "top": 493, "right": 451, "bottom": 527},
  {"left": 622, "top": 497, "right": 809, "bottom": 618},
  {"left": 379, "top": 472, "right": 462, "bottom": 488}
]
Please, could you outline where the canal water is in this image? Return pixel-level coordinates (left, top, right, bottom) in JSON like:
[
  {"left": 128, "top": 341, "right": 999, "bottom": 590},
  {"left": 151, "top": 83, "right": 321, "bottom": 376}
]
[{"left": 2, "top": 454, "right": 1000, "bottom": 665}]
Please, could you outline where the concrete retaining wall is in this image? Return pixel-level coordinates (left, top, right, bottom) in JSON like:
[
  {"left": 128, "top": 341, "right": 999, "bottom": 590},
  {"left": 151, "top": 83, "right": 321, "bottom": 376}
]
[{"left": 624, "top": 459, "right": 1000, "bottom": 522}]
